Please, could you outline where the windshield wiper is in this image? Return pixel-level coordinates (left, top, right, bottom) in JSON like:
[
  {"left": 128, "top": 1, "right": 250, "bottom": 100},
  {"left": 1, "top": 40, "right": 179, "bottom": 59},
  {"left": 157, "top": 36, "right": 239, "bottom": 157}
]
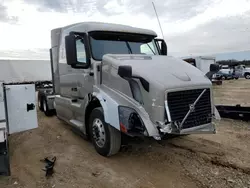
[
  {"left": 125, "top": 41, "right": 133, "bottom": 54},
  {"left": 146, "top": 43, "right": 156, "bottom": 55}
]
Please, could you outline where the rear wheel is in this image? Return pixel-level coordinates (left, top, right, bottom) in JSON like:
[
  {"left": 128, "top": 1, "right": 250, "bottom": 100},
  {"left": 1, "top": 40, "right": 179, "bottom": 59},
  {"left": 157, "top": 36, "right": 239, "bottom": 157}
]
[
  {"left": 89, "top": 107, "right": 121, "bottom": 157},
  {"left": 38, "top": 92, "right": 44, "bottom": 111},
  {"left": 38, "top": 96, "right": 44, "bottom": 111},
  {"left": 43, "top": 97, "right": 54, "bottom": 116}
]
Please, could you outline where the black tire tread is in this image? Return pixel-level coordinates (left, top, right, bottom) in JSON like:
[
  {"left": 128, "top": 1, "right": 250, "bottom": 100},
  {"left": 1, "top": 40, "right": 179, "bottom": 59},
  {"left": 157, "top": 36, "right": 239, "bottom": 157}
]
[
  {"left": 43, "top": 97, "right": 54, "bottom": 117},
  {"left": 107, "top": 123, "right": 121, "bottom": 156},
  {"left": 38, "top": 91, "right": 44, "bottom": 112},
  {"left": 245, "top": 73, "right": 250, "bottom": 79}
]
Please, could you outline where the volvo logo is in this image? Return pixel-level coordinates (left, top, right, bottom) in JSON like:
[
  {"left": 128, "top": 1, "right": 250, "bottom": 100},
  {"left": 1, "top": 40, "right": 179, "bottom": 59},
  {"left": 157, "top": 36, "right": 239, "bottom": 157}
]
[{"left": 189, "top": 104, "right": 196, "bottom": 112}]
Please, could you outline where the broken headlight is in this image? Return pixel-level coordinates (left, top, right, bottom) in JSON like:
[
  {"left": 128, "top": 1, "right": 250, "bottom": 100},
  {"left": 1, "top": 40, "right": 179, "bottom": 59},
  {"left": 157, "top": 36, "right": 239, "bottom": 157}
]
[{"left": 118, "top": 106, "right": 145, "bottom": 134}]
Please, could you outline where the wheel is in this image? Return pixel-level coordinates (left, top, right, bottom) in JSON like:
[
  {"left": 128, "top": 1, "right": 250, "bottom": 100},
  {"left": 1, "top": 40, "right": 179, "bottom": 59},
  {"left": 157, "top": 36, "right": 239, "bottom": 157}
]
[
  {"left": 245, "top": 73, "right": 250, "bottom": 79},
  {"left": 222, "top": 76, "right": 226, "bottom": 80},
  {"left": 89, "top": 107, "right": 121, "bottom": 157},
  {"left": 38, "top": 94, "right": 44, "bottom": 111},
  {"left": 43, "top": 97, "right": 54, "bottom": 116}
]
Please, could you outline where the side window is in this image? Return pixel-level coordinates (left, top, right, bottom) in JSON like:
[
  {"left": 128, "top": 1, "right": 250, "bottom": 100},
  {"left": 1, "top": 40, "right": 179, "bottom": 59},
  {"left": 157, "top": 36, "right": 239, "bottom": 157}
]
[
  {"left": 140, "top": 42, "right": 156, "bottom": 55},
  {"left": 76, "top": 38, "right": 87, "bottom": 64}
]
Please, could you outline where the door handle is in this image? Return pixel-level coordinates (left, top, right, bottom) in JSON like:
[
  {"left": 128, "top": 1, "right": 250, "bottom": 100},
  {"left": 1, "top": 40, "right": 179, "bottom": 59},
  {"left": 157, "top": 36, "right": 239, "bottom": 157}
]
[{"left": 27, "top": 103, "right": 35, "bottom": 112}]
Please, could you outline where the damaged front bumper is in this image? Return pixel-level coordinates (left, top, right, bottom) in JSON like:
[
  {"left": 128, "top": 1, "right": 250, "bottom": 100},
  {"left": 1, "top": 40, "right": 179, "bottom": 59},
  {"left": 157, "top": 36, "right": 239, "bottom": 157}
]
[{"left": 152, "top": 105, "right": 221, "bottom": 140}]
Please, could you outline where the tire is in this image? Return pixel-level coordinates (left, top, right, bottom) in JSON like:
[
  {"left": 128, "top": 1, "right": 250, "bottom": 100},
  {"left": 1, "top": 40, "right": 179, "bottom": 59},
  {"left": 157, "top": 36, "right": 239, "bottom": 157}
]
[
  {"left": 43, "top": 97, "right": 54, "bottom": 117},
  {"left": 38, "top": 93, "right": 44, "bottom": 111},
  {"left": 222, "top": 76, "right": 226, "bottom": 80},
  {"left": 89, "top": 107, "right": 121, "bottom": 157},
  {"left": 245, "top": 73, "right": 250, "bottom": 79}
]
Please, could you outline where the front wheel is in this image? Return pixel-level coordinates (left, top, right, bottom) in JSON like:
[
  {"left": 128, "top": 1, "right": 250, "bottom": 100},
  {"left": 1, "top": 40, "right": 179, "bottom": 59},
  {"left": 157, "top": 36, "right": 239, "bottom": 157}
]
[
  {"left": 245, "top": 73, "right": 250, "bottom": 79},
  {"left": 89, "top": 107, "right": 121, "bottom": 157}
]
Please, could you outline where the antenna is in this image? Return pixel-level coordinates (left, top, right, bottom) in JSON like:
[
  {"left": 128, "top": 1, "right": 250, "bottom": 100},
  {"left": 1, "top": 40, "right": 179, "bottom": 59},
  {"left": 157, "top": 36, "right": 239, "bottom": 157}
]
[{"left": 152, "top": 1, "right": 164, "bottom": 40}]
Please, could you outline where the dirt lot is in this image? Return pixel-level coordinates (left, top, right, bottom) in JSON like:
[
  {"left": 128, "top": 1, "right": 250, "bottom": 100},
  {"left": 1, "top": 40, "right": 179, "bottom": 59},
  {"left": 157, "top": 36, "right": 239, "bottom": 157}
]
[{"left": 0, "top": 79, "right": 250, "bottom": 188}]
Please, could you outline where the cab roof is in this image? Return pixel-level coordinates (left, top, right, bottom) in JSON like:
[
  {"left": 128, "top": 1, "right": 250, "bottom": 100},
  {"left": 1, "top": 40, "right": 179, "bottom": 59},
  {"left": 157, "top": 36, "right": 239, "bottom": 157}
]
[{"left": 60, "top": 21, "right": 157, "bottom": 36}]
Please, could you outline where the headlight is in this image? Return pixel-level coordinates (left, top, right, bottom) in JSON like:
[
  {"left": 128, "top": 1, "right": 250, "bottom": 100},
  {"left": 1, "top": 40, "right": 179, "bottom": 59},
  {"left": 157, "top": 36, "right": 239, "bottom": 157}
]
[{"left": 118, "top": 106, "right": 145, "bottom": 134}]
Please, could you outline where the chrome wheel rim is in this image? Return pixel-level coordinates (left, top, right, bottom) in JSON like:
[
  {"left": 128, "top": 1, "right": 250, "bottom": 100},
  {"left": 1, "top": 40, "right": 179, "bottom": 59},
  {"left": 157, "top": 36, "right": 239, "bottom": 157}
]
[
  {"left": 92, "top": 118, "right": 106, "bottom": 148},
  {"left": 246, "top": 75, "right": 250, "bottom": 79}
]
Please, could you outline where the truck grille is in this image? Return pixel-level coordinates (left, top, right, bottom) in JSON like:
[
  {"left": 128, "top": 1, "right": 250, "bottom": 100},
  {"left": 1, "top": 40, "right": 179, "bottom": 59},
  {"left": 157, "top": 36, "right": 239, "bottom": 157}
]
[{"left": 167, "top": 89, "right": 212, "bottom": 129}]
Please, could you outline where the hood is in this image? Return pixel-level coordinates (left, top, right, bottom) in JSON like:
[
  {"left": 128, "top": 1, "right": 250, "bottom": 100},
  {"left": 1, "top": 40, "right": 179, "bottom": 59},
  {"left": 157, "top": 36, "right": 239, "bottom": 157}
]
[{"left": 104, "top": 54, "right": 212, "bottom": 90}]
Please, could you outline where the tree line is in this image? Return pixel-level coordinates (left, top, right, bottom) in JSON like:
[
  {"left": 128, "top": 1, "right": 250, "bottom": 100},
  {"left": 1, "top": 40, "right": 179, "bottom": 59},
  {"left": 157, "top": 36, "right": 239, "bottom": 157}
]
[{"left": 217, "top": 59, "right": 250, "bottom": 66}]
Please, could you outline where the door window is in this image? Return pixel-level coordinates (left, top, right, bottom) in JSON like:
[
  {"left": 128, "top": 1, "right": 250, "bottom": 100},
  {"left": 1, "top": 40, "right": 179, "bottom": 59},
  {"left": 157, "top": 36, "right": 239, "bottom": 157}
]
[
  {"left": 140, "top": 42, "right": 156, "bottom": 55},
  {"left": 76, "top": 39, "right": 87, "bottom": 64}
]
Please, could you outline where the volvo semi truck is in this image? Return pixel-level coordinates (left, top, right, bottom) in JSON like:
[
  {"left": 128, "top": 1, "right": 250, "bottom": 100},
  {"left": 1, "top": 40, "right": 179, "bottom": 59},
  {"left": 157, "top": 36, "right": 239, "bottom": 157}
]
[{"left": 38, "top": 22, "right": 220, "bottom": 157}]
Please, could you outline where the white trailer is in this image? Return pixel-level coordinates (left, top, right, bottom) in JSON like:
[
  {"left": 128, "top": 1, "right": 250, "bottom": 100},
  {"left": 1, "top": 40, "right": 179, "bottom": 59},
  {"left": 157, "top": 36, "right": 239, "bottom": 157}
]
[
  {"left": 0, "top": 82, "right": 38, "bottom": 176},
  {"left": 181, "top": 56, "right": 217, "bottom": 74}
]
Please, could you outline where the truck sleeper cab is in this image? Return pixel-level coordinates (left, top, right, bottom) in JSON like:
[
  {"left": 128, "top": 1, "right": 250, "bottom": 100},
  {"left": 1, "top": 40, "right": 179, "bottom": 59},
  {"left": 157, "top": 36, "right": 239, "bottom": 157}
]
[{"left": 40, "top": 22, "right": 220, "bottom": 157}]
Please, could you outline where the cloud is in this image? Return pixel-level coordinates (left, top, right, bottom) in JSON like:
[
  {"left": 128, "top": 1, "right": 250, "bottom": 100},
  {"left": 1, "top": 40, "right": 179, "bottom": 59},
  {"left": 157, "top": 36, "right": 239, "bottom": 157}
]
[
  {"left": 0, "top": 0, "right": 250, "bottom": 59},
  {"left": 119, "top": 0, "right": 214, "bottom": 21},
  {"left": 167, "top": 11, "right": 250, "bottom": 57},
  {"left": 0, "top": 3, "right": 18, "bottom": 23},
  {"left": 22, "top": 0, "right": 214, "bottom": 21}
]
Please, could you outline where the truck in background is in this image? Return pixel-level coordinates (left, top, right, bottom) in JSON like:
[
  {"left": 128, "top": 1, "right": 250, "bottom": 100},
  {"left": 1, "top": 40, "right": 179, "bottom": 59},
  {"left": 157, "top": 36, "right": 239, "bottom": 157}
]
[
  {"left": 234, "top": 64, "right": 250, "bottom": 79},
  {"left": 38, "top": 22, "right": 220, "bottom": 157},
  {"left": 181, "top": 56, "right": 217, "bottom": 75},
  {"left": 182, "top": 56, "right": 222, "bottom": 84}
]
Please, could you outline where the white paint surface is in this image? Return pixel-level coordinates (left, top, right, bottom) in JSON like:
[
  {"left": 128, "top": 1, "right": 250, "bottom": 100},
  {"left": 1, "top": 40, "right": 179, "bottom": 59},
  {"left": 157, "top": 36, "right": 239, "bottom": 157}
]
[
  {"left": 5, "top": 84, "right": 38, "bottom": 134},
  {"left": 0, "top": 60, "right": 51, "bottom": 83},
  {"left": 199, "top": 59, "right": 215, "bottom": 74},
  {"left": 0, "top": 83, "right": 5, "bottom": 121}
]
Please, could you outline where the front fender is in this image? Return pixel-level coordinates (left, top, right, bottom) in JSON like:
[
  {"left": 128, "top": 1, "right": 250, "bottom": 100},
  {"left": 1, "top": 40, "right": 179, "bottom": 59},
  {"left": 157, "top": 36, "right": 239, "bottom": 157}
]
[{"left": 93, "top": 91, "right": 120, "bottom": 131}]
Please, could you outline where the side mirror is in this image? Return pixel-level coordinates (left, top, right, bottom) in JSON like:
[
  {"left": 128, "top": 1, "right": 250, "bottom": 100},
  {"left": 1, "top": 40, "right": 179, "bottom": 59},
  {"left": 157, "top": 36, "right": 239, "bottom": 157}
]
[
  {"left": 65, "top": 34, "right": 77, "bottom": 66},
  {"left": 155, "top": 39, "right": 167, "bottom": 55},
  {"left": 210, "top": 64, "right": 220, "bottom": 73},
  {"left": 118, "top": 65, "right": 132, "bottom": 78},
  {"left": 65, "top": 32, "right": 90, "bottom": 69},
  {"left": 161, "top": 41, "right": 167, "bottom": 55}
]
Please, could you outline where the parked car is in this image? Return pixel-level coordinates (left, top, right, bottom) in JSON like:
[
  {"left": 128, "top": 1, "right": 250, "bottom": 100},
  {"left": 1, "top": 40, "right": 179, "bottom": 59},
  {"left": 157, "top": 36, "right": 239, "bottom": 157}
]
[{"left": 215, "top": 71, "right": 239, "bottom": 80}]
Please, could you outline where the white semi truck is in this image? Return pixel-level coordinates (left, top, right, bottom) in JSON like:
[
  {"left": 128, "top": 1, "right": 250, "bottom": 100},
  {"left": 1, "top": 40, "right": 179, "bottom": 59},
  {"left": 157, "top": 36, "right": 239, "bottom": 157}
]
[{"left": 38, "top": 22, "right": 220, "bottom": 157}]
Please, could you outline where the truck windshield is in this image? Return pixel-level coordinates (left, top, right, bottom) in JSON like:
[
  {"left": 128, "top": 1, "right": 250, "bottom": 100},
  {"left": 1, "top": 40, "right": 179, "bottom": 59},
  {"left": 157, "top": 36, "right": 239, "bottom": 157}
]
[{"left": 89, "top": 32, "right": 159, "bottom": 61}]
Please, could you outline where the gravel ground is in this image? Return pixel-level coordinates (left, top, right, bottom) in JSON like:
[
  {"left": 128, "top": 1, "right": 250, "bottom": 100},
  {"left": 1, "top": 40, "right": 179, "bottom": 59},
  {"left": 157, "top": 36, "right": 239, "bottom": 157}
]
[{"left": 0, "top": 79, "right": 249, "bottom": 188}]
